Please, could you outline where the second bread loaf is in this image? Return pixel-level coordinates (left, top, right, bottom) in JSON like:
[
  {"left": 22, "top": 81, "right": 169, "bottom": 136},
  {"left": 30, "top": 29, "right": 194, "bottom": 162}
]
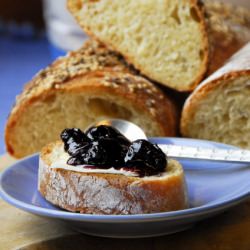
[
  {"left": 181, "top": 42, "right": 250, "bottom": 149},
  {"left": 5, "top": 40, "right": 178, "bottom": 158}
]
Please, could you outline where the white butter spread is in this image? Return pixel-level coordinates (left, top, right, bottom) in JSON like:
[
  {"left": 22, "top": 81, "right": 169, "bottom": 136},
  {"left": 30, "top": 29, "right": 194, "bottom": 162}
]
[
  {"left": 51, "top": 164, "right": 139, "bottom": 177},
  {"left": 42, "top": 147, "right": 169, "bottom": 178},
  {"left": 49, "top": 150, "right": 139, "bottom": 177}
]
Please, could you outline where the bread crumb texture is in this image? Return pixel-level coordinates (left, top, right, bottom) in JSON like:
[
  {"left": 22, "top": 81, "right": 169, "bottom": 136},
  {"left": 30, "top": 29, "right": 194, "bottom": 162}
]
[
  {"left": 68, "top": 0, "right": 208, "bottom": 91},
  {"left": 182, "top": 74, "right": 250, "bottom": 149},
  {"left": 204, "top": 0, "right": 250, "bottom": 75}
]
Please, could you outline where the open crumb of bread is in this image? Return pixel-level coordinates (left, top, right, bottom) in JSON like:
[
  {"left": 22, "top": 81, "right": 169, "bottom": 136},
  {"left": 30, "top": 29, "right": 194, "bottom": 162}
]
[
  {"left": 5, "top": 40, "right": 178, "bottom": 159},
  {"left": 38, "top": 141, "right": 188, "bottom": 214}
]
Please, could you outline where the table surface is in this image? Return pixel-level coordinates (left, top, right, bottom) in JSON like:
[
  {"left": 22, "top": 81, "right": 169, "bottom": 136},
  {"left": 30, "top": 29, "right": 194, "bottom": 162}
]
[
  {"left": 0, "top": 154, "right": 250, "bottom": 249},
  {"left": 0, "top": 34, "right": 52, "bottom": 155}
]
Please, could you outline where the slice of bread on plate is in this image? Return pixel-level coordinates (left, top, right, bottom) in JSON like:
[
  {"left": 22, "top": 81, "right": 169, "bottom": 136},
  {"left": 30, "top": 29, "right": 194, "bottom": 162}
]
[
  {"left": 38, "top": 141, "right": 188, "bottom": 214},
  {"left": 181, "top": 42, "right": 250, "bottom": 149},
  {"left": 68, "top": 0, "right": 250, "bottom": 91},
  {"left": 5, "top": 40, "right": 178, "bottom": 158}
]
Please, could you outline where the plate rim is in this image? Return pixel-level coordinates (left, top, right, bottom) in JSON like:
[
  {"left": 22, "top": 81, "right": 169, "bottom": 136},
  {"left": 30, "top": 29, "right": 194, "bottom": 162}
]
[{"left": 0, "top": 137, "right": 250, "bottom": 223}]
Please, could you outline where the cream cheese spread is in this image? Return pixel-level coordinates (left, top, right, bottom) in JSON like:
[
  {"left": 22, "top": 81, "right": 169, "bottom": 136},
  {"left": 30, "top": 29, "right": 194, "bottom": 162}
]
[{"left": 46, "top": 150, "right": 139, "bottom": 177}]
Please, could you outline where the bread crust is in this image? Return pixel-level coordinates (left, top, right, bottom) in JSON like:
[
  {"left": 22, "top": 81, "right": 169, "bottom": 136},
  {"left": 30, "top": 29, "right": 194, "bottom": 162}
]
[
  {"left": 181, "top": 42, "right": 250, "bottom": 138},
  {"left": 181, "top": 70, "right": 250, "bottom": 136},
  {"left": 68, "top": 0, "right": 250, "bottom": 91},
  {"left": 38, "top": 141, "right": 188, "bottom": 214},
  {"left": 5, "top": 40, "right": 178, "bottom": 158}
]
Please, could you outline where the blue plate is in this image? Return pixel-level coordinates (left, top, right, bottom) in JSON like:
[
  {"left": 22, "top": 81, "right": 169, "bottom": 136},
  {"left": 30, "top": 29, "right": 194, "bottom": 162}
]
[{"left": 0, "top": 138, "right": 250, "bottom": 238}]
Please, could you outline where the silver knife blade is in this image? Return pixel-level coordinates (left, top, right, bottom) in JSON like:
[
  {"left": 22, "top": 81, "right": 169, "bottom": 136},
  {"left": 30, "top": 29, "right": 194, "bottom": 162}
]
[{"left": 158, "top": 144, "right": 250, "bottom": 164}]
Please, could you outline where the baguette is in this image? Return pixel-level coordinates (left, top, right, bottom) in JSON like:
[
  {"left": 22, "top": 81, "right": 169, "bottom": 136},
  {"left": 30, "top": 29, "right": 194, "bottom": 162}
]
[
  {"left": 68, "top": 0, "right": 250, "bottom": 91},
  {"left": 38, "top": 141, "right": 188, "bottom": 214},
  {"left": 5, "top": 40, "right": 178, "bottom": 158},
  {"left": 181, "top": 42, "right": 250, "bottom": 149}
]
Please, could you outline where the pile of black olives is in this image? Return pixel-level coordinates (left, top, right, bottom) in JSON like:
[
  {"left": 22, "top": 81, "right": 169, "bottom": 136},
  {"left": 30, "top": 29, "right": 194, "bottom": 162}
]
[{"left": 61, "top": 125, "right": 167, "bottom": 176}]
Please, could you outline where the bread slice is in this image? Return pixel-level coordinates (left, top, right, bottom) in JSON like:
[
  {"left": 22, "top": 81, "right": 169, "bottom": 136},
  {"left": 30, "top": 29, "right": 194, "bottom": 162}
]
[
  {"left": 68, "top": 0, "right": 209, "bottom": 91},
  {"left": 181, "top": 42, "right": 250, "bottom": 149},
  {"left": 68, "top": 0, "right": 250, "bottom": 91},
  {"left": 38, "top": 141, "right": 188, "bottom": 214},
  {"left": 5, "top": 40, "right": 178, "bottom": 158}
]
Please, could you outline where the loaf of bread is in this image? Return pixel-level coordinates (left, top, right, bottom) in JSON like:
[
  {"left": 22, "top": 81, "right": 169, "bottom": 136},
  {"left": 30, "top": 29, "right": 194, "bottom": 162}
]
[
  {"left": 5, "top": 40, "right": 178, "bottom": 158},
  {"left": 181, "top": 42, "right": 250, "bottom": 149},
  {"left": 38, "top": 141, "right": 188, "bottom": 214},
  {"left": 68, "top": 0, "right": 250, "bottom": 91}
]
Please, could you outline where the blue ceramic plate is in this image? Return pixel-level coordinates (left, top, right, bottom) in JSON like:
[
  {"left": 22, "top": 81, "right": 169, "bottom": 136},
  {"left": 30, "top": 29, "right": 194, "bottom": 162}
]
[{"left": 0, "top": 138, "right": 250, "bottom": 238}]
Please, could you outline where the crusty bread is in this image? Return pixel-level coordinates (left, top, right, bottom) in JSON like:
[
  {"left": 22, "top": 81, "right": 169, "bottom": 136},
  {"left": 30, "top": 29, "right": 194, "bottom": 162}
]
[
  {"left": 38, "top": 141, "right": 188, "bottom": 214},
  {"left": 204, "top": 0, "right": 250, "bottom": 76},
  {"left": 68, "top": 0, "right": 250, "bottom": 91},
  {"left": 5, "top": 40, "right": 178, "bottom": 158},
  {"left": 181, "top": 42, "right": 250, "bottom": 149}
]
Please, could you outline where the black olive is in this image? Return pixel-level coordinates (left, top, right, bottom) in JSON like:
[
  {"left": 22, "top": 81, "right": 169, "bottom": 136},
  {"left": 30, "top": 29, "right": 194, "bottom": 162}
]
[
  {"left": 67, "top": 138, "right": 128, "bottom": 167},
  {"left": 60, "top": 128, "right": 90, "bottom": 156},
  {"left": 67, "top": 141, "right": 108, "bottom": 166},
  {"left": 61, "top": 126, "right": 167, "bottom": 177},
  {"left": 85, "top": 125, "right": 130, "bottom": 146},
  {"left": 67, "top": 156, "right": 85, "bottom": 166},
  {"left": 124, "top": 139, "right": 167, "bottom": 176},
  {"left": 97, "top": 138, "right": 128, "bottom": 167}
]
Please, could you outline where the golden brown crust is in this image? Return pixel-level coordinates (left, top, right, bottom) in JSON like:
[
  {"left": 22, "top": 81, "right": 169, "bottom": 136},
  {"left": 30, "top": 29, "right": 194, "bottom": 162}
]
[
  {"left": 5, "top": 40, "right": 178, "bottom": 158},
  {"left": 10, "top": 40, "right": 132, "bottom": 117},
  {"left": 181, "top": 41, "right": 250, "bottom": 137},
  {"left": 180, "top": 70, "right": 250, "bottom": 136},
  {"left": 39, "top": 142, "right": 188, "bottom": 214},
  {"left": 204, "top": 1, "right": 250, "bottom": 75}
]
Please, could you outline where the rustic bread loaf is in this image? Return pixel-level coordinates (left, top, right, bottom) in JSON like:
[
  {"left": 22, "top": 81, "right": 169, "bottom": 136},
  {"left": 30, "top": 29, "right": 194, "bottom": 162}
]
[
  {"left": 181, "top": 42, "right": 250, "bottom": 149},
  {"left": 5, "top": 40, "right": 178, "bottom": 158},
  {"left": 68, "top": 0, "right": 250, "bottom": 91},
  {"left": 38, "top": 141, "right": 188, "bottom": 214}
]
